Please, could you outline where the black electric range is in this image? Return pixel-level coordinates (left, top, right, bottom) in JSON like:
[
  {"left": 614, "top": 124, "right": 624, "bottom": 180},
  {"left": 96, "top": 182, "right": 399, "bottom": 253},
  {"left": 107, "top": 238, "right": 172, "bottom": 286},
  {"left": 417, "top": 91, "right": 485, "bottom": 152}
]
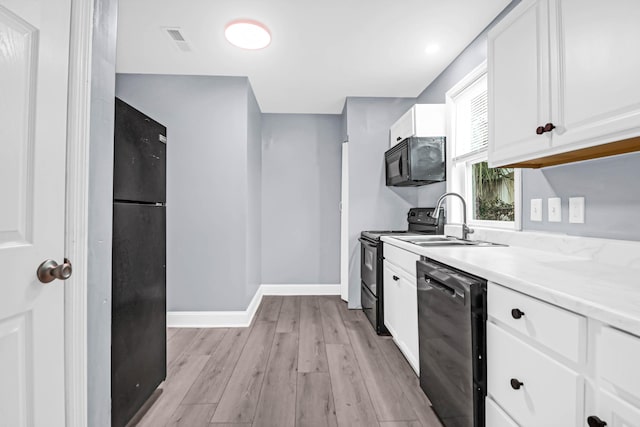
[{"left": 359, "top": 207, "right": 444, "bottom": 334}]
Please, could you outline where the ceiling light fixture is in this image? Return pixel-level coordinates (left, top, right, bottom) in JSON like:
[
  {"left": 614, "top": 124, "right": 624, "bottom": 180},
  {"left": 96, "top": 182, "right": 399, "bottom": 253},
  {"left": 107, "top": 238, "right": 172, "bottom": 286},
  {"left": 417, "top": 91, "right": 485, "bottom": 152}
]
[
  {"left": 224, "top": 20, "right": 271, "bottom": 50},
  {"left": 424, "top": 43, "right": 440, "bottom": 55}
]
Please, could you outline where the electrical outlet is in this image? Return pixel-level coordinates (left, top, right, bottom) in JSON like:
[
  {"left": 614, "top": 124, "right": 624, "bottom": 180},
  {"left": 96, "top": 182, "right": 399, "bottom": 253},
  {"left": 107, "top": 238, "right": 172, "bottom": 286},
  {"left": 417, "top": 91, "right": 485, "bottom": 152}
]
[
  {"left": 569, "top": 197, "right": 585, "bottom": 224},
  {"left": 548, "top": 197, "right": 562, "bottom": 222},
  {"left": 530, "top": 198, "right": 542, "bottom": 222}
]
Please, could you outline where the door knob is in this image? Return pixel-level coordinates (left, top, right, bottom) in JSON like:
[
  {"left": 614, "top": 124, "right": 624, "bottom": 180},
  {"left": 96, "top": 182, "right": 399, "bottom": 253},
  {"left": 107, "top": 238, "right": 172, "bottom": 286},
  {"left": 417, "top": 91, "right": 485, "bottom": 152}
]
[{"left": 37, "top": 259, "right": 73, "bottom": 283}]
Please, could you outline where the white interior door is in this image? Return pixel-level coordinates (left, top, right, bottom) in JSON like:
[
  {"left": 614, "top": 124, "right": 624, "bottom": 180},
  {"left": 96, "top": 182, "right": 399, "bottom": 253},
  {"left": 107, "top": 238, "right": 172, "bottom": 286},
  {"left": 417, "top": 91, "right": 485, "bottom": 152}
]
[
  {"left": 0, "top": 0, "right": 71, "bottom": 426},
  {"left": 340, "top": 142, "right": 349, "bottom": 302}
]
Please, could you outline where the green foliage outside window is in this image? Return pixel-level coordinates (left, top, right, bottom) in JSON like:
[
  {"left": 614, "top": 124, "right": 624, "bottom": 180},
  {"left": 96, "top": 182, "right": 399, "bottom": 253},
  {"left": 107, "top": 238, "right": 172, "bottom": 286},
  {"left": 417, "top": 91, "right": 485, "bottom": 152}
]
[{"left": 472, "top": 162, "right": 515, "bottom": 222}]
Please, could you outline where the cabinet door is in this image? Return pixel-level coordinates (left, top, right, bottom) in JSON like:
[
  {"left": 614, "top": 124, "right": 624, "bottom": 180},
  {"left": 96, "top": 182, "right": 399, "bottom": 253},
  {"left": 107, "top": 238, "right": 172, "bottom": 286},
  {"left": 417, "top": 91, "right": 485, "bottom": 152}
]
[
  {"left": 588, "top": 389, "right": 640, "bottom": 427},
  {"left": 383, "top": 263, "right": 400, "bottom": 337},
  {"left": 486, "top": 398, "right": 519, "bottom": 427},
  {"left": 488, "top": 0, "right": 552, "bottom": 167},
  {"left": 390, "top": 107, "right": 415, "bottom": 147},
  {"left": 383, "top": 262, "right": 419, "bottom": 375},
  {"left": 550, "top": 0, "right": 640, "bottom": 149},
  {"left": 397, "top": 273, "right": 419, "bottom": 375},
  {"left": 487, "top": 322, "right": 583, "bottom": 426}
]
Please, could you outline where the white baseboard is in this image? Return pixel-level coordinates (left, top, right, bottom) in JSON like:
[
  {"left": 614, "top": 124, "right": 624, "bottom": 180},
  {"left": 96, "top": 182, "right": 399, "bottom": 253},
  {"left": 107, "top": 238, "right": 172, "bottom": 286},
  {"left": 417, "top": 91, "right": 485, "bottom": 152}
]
[
  {"left": 167, "top": 284, "right": 340, "bottom": 328},
  {"left": 260, "top": 283, "right": 341, "bottom": 296}
]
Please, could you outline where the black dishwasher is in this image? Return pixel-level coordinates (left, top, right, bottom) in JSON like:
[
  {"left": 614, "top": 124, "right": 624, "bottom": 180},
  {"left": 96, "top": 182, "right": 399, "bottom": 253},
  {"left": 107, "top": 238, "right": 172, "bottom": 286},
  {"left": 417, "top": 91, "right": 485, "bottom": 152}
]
[{"left": 417, "top": 257, "right": 486, "bottom": 427}]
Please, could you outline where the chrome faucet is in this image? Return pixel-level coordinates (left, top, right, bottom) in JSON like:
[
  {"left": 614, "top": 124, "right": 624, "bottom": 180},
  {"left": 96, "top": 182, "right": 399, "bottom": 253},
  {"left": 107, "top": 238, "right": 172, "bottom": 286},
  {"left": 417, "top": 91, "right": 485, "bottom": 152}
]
[{"left": 431, "top": 192, "right": 474, "bottom": 240}]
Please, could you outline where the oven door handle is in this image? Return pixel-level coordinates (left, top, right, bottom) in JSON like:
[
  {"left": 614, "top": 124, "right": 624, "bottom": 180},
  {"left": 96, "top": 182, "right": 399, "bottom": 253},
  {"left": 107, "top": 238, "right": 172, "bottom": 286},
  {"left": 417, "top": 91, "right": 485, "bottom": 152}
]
[{"left": 358, "top": 238, "right": 377, "bottom": 248}]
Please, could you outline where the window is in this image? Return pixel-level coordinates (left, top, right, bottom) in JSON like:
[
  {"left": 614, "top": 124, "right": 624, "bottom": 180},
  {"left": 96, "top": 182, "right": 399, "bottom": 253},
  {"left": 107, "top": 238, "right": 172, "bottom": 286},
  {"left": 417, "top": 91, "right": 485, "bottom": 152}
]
[{"left": 445, "top": 62, "right": 521, "bottom": 229}]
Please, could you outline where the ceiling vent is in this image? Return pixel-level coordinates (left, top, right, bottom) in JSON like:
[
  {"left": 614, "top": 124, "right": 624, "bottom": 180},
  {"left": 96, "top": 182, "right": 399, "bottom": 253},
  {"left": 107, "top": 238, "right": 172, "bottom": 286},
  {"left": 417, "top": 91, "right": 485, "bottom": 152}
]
[{"left": 163, "top": 27, "right": 191, "bottom": 52}]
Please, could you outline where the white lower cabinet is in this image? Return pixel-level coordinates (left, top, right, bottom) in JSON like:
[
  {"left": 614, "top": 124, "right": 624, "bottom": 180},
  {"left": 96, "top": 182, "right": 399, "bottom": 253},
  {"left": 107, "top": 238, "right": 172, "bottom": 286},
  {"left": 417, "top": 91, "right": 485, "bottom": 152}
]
[
  {"left": 488, "top": 282, "right": 586, "bottom": 363},
  {"left": 488, "top": 282, "right": 640, "bottom": 427},
  {"left": 586, "top": 325, "right": 640, "bottom": 427},
  {"left": 382, "top": 243, "right": 420, "bottom": 375},
  {"left": 382, "top": 263, "right": 401, "bottom": 339},
  {"left": 486, "top": 398, "right": 518, "bottom": 427},
  {"left": 590, "top": 389, "right": 640, "bottom": 427},
  {"left": 487, "top": 322, "right": 583, "bottom": 426}
]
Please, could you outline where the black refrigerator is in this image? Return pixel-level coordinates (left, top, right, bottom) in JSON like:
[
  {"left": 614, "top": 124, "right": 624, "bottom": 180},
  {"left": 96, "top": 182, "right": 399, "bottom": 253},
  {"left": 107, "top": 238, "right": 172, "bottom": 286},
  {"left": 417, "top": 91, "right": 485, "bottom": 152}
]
[{"left": 111, "top": 98, "right": 167, "bottom": 427}]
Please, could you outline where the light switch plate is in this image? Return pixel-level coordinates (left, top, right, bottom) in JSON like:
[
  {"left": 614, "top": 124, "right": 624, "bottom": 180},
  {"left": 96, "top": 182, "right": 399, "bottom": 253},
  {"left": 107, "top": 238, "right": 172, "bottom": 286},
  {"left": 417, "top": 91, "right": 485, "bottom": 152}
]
[
  {"left": 569, "top": 197, "right": 585, "bottom": 223},
  {"left": 548, "top": 197, "right": 562, "bottom": 222},
  {"left": 530, "top": 198, "right": 542, "bottom": 222}
]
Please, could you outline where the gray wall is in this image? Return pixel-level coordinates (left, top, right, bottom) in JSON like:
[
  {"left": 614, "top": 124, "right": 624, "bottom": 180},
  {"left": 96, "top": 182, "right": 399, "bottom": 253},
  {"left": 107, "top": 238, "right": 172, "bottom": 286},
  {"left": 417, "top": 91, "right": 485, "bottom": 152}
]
[
  {"left": 522, "top": 153, "right": 640, "bottom": 241},
  {"left": 413, "top": 0, "right": 640, "bottom": 242},
  {"left": 246, "top": 87, "right": 262, "bottom": 298},
  {"left": 416, "top": 0, "right": 522, "bottom": 208},
  {"left": 261, "top": 114, "right": 342, "bottom": 284},
  {"left": 116, "top": 74, "right": 259, "bottom": 311},
  {"left": 87, "top": 0, "right": 118, "bottom": 425},
  {"left": 344, "top": 97, "right": 418, "bottom": 308}
]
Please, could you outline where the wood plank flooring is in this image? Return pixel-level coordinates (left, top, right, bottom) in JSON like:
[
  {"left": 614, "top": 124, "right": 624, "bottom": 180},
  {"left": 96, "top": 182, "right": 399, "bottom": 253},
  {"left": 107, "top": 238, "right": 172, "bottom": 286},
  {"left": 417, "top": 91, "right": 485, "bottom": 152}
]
[{"left": 135, "top": 296, "right": 443, "bottom": 427}]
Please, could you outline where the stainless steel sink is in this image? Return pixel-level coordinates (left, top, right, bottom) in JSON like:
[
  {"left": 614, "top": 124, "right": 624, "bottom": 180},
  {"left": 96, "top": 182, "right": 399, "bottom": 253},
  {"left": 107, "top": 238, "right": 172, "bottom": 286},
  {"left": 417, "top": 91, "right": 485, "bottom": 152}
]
[
  {"left": 409, "top": 238, "right": 506, "bottom": 247},
  {"left": 392, "top": 236, "right": 452, "bottom": 243}
]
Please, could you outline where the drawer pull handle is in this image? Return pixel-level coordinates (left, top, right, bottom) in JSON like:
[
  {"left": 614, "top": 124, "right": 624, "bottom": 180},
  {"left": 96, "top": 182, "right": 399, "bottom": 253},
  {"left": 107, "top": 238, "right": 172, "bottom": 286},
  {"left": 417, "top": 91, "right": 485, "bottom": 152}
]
[
  {"left": 392, "top": 275, "right": 400, "bottom": 281},
  {"left": 510, "top": 378, "right": 524, "bottom": 390},
  {"left": 587, "top": 416, "right": 607, "bottom": 427},
  {"left": 535, "top": 123, "right": 556, "bottom": 135},
  {"left": 511, "top": 308, "right": 525, "bottom": 319}
]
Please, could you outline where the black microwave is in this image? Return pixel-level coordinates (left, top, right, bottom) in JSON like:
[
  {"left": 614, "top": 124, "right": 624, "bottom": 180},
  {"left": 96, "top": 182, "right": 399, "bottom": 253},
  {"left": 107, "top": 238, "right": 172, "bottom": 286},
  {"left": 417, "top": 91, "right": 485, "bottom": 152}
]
[{"left": 385, "top": 137, "right": 446, "bottom": 187}]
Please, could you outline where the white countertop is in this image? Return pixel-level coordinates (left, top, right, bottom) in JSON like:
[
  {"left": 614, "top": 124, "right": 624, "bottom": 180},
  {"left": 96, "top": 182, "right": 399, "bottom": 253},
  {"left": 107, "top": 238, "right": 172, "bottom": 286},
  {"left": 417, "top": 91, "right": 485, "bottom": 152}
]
[{"left": 381, "top": 235, "right": 640, "bottom": 337}]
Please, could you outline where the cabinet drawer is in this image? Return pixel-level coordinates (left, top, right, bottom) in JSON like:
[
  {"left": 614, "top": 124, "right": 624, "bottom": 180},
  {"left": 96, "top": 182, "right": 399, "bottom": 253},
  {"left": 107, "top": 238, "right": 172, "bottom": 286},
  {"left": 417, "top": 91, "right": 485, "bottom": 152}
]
[
  {"left": 486, "top": 398, "right": 518, "bottom": 427},
  {"left": 488, "top": 282, "right": 586, "bottom": 363},
  {"left": 597, "top": 326, "right": 640, "bottom": 400},
  {"left": 383, "top": 243, "right": 419, "bottom": 278},
  {"left": 487, "top": 323, "right": 583, "bottom": 427}
]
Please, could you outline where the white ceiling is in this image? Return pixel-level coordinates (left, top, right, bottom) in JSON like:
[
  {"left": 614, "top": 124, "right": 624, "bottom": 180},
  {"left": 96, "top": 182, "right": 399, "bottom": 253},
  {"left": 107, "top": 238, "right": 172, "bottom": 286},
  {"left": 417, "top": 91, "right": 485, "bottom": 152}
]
[{"left": 116, "top": 0, "right": 510, "bottom": 114}]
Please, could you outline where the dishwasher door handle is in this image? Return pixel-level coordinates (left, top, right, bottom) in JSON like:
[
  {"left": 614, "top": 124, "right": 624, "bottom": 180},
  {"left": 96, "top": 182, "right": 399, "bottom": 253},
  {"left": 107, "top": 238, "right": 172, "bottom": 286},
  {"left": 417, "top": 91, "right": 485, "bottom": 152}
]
[
  {"left": 422, "top": 275, "right": 465, "bottom": 304},
  {"left": 425, "top": 277, "right": 455, "bottom": 296}
]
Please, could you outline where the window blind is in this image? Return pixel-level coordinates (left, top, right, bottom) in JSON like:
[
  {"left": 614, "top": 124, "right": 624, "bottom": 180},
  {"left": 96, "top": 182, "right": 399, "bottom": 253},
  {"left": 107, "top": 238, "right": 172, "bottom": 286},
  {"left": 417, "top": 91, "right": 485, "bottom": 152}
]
[{"left": 469, "top": 90, "right": 488, "bottom": 152}]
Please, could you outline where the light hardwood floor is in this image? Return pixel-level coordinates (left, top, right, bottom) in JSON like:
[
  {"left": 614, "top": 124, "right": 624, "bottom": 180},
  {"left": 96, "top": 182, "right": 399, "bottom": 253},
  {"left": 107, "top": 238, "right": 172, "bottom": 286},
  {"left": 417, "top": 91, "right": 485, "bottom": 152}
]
[{"left": 135, "top": 295, "right": 443, "bottom": 427}]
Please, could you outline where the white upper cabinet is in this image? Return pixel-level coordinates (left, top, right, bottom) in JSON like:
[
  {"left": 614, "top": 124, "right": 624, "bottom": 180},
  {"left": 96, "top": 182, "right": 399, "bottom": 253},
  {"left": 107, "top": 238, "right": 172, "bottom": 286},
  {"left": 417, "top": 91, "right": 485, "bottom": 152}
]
[
  {"left": 550, "top": 0, "right": 640, "bottom": 149},
  {"left": 488, "top": 0, "right": 551, "bottom": 166},
  {"left": 488, "top": 0, "right": 640, "bottom": 168},
  {"left": 389, "top": 104, "right": 445, "bottom": 147}
]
